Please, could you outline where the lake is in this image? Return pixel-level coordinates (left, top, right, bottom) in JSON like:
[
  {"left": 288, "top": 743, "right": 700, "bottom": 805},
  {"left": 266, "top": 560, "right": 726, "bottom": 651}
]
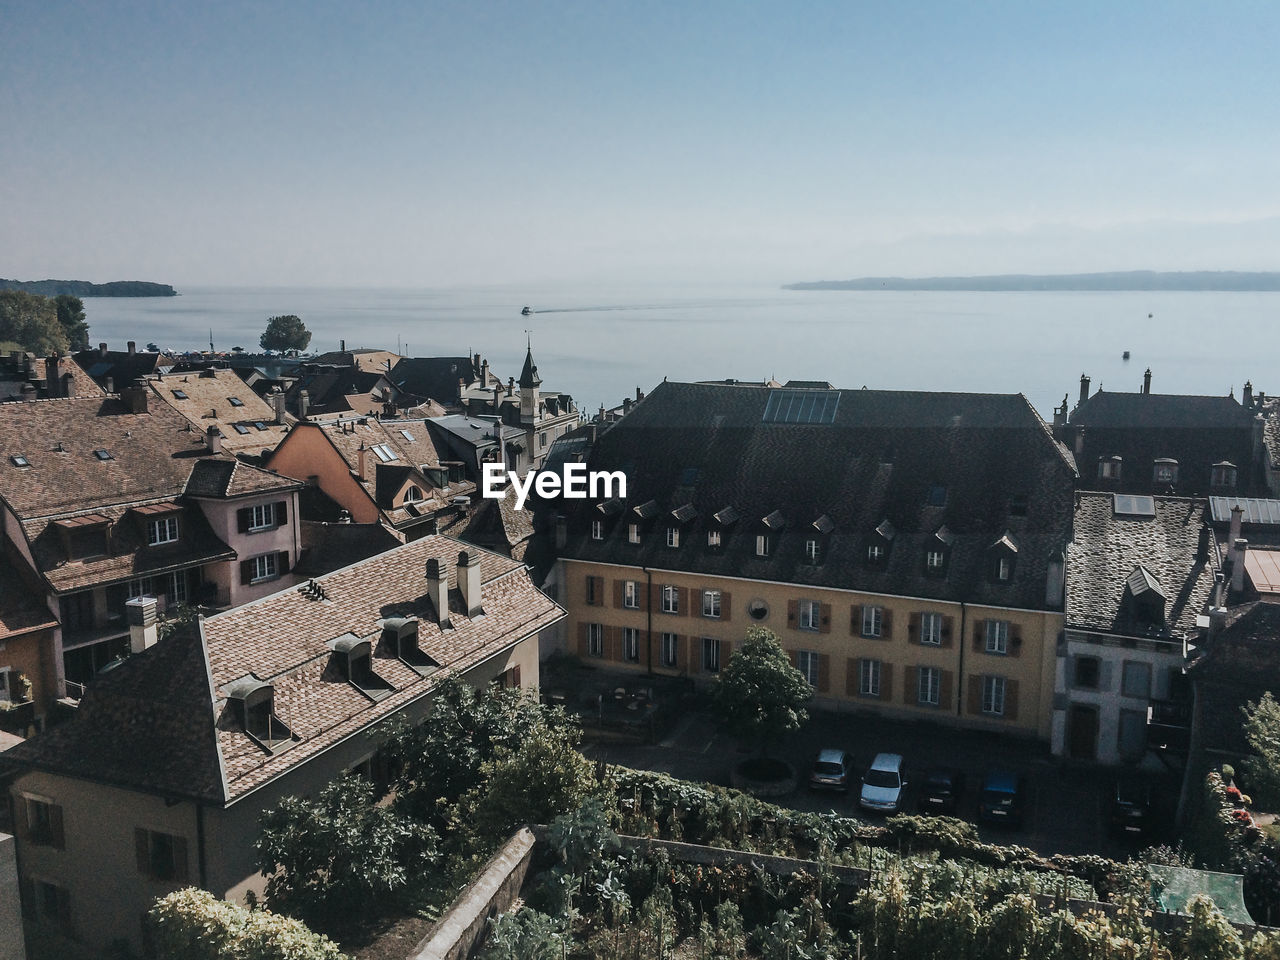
[{"left": 81, "top": 284, "right": 1279, "bottom": 420}]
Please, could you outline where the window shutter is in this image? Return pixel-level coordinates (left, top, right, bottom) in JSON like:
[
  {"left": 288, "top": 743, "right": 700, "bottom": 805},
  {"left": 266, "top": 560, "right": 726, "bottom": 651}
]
[
  {"left": 939, "top": 670, "right": 954, "bottom": 710},
  {"left": 903, "top": 666, "right": 916, "bottom": 705},
  {"left": 172, "top": 836, "right": 190, "bottom": 882},
  {"left": 136, "top": 828, "right": 150, "bottom": 875},
  {"left": 50, "top": 803, "right": 64, "bottom": 850},
  {"left": 845, "top": 658, "right": 858, "bottom": 696},
  {"left": 680, "top": 587, "right": 692, "bottom": 617},
  {"left": 577, "top": 622, "right": 589, "bottom": 657},
  {"left": 721, "top": 590, "right": 732, "bottom": 621},
  {"left": 718, "top": 639, "right": 731, "bottom": 671},
  {"left": 56, "top": 886, "right": 72, "bottom": 929},
  {"left": 819, "top": 602, "right": 831, "bottom": 634},
  {"left": 275, "top": 500, "right": 288, "bottom": 525},
  {"left": 882, "top": 609, "right": 894, "bottom": 640},
  {"left": 1005, "top": 679, "right": 1020, "bottom": 721},
  {"left": 941, "top": 616, "right": 954, "bottom": 648},
  {"left": 613, "top": 580, "right": 624, "bottom": 608},
  {"left": 817, "top": 654, "right": 830, "bottom": 693},
  {"left": 967, "top": 677, "right": 984, "bottom": 715},
  {"left": 908, "top": 612, "right": 920, "bottom": 642},
  {"left": 972, "top": 620, "right": 985, "bottom": 652},
  {"left": 237, "top": 507, "right": 251, "bottom": 534},
  {"left": 1010, "top": 625, "right": 1023, "bottom": 657},
  {"left": 15, "top": 796, "right": 28, "bottom": 840},
  {"left": 880, "top": 663, "right": 893, "bottom": 701},
  {"left": 787, "top": 599, "right": 798, "bottom": 626},
  {"left": 277, "top": 551, "right": 291, "bottom": 575},
  {"left": 240, "top": 559, "right": 254, "bottom": 585},
  {"left": 788, "top": 650, "right": 799, "bottom": 668}
]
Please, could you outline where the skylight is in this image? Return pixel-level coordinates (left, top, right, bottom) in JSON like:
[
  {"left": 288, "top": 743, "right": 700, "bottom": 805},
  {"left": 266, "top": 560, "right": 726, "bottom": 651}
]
[
  {"left": 229, "top": 397, "right": 245, "bottom": 407},
  {"left": 1113, "top": 494, "right": 1157, "bottom": 518},
  {"left": 762, "top": 389, "right": 840, "bottom": 424},
  {"left": 171, "top": 390, "right": 188, "bottom": 400},
  {"left": 400, "top": 429, "right": 416, "bottom": 442},
  {"left": 233, "top": 423, "right": 251, "bottom": 435},
  {"left": 372, "top": 443, "right": 398, "bottom": 462},
  {"left": 94, "top": 448, "right": 113, "bottom": 461},
  {"left": 254, "top": 422, "right": 267, "bottom": 431},
  {"left": 10, "top": 454, "right": 29, "bottom": 467}
]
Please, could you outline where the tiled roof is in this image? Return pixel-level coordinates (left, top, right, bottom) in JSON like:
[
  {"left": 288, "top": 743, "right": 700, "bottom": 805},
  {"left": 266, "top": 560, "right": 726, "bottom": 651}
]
[
  {"left": 390, "top": 357, "right": 480, "bottom": 405},
  {"left": 311, "top": 350, "right": 403, "bottom": 374},
  {"left": 1262, "top": 398, "right": 1280, "bottom": 471},
  {"left": 70, "top": 347, "right": 175, "bottom": 388},
  {"left": 288, "top": 369, "right": 395, "bottom": 416},
  {"left": 558, "top": 381, "right": 1077, "bottom": 611},
  {"left": 184, "top": 458, "right": 301, "bottom": 499},
  {"left": 145, "top": 369, "right": 291, "bottom": 458},
  {"left": 0, "top": 554, "right": 57, "bottom": 640},
  {"left": 1065, "top": 494, "right": 1218, "bottom": 637},
  {"left": 1191, "top": 601, "right": 1280, "bottom": 755}
]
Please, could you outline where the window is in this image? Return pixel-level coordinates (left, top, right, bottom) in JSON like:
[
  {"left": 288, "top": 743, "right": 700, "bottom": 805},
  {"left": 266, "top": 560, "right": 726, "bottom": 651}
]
[
  {"left": 250, "top": 553, "right": 279, "bottom": 583},
  {"left": 588, "top": 623, "right": 603, "bottom": 657},
  {"left": 147, "top": 516, "right": 179, "bottom": 546},
  {"left": 867, "top": 543, "right": 885, "bottom": 562},
  {"left": 702, "top": 590, "right": 721, "bottom": 618},
  {"left": 1122, "top": 660, "right": 1152, "bottom": 699},
  {"left": 25, "top": 880, "right": 70, "bottom": 929},
  {"left": 926, "top": 549, "right": 945, "bottom": 570},
  {"left": 167, "top": 570, "right": 188, "bottom": 605},
  {"left": 400, "top": 429, "right": 416, "bottom": 442},
  {"left": 860, "top": 659, "right": 881, "bottom": 697},
  {"left": 1074, "top": 656, "right": 1100, "bottom": 689},
  {"left": 997, "top": 556, "right": 1012, "bottom": 581},
  {"left": 0, "top": 669, "right": 10, "bottom": 702},
  {"left": 920, "top": 612, "right": 943, "bottom": 645},
  {"left": 1097, "top": 457, "right": 1122, "bottom": 480},
  {"left": 371, "top": 443, "right": 398, "bottom": 462},
  {"left": 249, "top": 503, "right": 277, "bottom": 531},
  {"left": 585, "top": 576, "right": 600, "bottom": 606},
  {"left": 233, "top": 423, "right": 251, "bottom": 434},
  {"left": 136, "top": 828, "right": 189, "bottom": 882},
  {"left": 22, "top": 796, "right": 64, "bottom": 848},
  {"left": 94, "top": 448, "right": 113, "bottom": 460},
  {"left": 622, "top": 627, "right": 640, "bottom": 662},
  {"left": 623, "top": 580, "right": 640, "bottom": 609},
  {"left": 10, "top": 454, "right": 28, "bottom": 467},
  {"left": 229, "top": 396, "right": 245, "bottom": 407},
  {"left": 982, "top": 676, "right": 1006, "bottom": 716},
  {"left": 796, "top": 650, "right": 820, "bottom": 686},
  {"left": 985, "top": 620, "right": 1009, "bottom": 655},
  {"left": 861, "top": 605, "right": 883, "bottom": 638},
  {"left": 666, "top": 526, "right": 680, "bottom": 548},
  {"left": 1118, "top": 709, "right": 1147, "bottom": 760},
  {"left": 591, "top": 519, "right": 604, "bottom": 540},
  {"left": 804, "top": 538, "right": 821, "bottom": 563},
  {"left": 661, "top": 632, "right": 679, "bottom": 668},
  {"left": 918, "top": 666, "right": 940, "bottom": 706},
  {"left": 628, "top": 523, "right": 641, "bottom": 544},
  {"left": 701, "top": 637, "right": 722, "bottom": 673},
  {"left": 254, "top": 421, "right": 268, "bottom": 431},
  {"left": 799, "top": 599, "right": 820, "bottom": 631},
  {"left": 403, "top": 486, "right": 422, "bottom": 502},
  {"left": 707, "top": 529, "right": 722, "bottom": 548},
  {"left": 171, "top": 389, "right": 188, "bottom": 400},
  {"left": 662, "top": 585, "right": 679, "bottom": 614},
  {"left": 1153, "top": 460, "right": 1179, "bottom": 484},
  {"left": 1212, "top": 463, "right": 1238, "bottom": 487},
  {"left": 756, "top": 534, "right": 769, "bottom": 557}
]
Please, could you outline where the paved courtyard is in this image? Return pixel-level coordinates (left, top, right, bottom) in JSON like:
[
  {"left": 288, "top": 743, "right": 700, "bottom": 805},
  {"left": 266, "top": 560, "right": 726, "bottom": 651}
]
[{"left": 583, "top": 702, "right": 1181, "bottom": 859}]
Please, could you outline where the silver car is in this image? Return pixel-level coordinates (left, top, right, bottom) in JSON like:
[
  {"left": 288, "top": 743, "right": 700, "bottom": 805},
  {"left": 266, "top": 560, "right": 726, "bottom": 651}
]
[{"left": 860, "top": 752, "right": 907, "bottom": 813}]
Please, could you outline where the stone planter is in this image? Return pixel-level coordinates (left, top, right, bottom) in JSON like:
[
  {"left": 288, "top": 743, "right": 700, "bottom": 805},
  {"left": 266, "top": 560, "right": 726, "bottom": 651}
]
[{"left": 731, "top": 758, "right": 797, "bottom": 798}]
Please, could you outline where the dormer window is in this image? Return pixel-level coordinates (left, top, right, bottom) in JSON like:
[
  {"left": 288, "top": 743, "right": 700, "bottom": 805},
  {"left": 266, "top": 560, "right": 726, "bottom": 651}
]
[
  {"left": 628, "top": 523, "right": 641, "bottom": 543},
  {"left": 227, "top": 678, "right": 294, "bottom": 753},
  {"left": 1097, "top": 456, "right": 1122, "bottom": 480},
  {"left": 591, "top": 519, "right": 604, "bottom": 540},
  {"left": 1211, "top": 461, "right": 1238, "bottom": 488},
  {"left": 383, "top": 617, "right": 438, "bottom": 677},
  {"left": 707, "top": 529, "right": 722, "bottom": 548},
  {"left": 997, "top": 556, "right": 1012, "bottom": 581},
  {"left": 404, "top": 486, "right": 422, "bottom": 503},
  {"left": 990, "top": 532, "right": 1018, "bottom": 582},
  {"left": 806, "top": 514, "right": 832, "bottom": 565},
  {"left": 328, "top": 634, "right": 393, "bottom": 701},
  {"left": 147, "top": 516, "right": 179, "bottom": 546},
  {"left": 1153, "top": 459, "right": 1179, "bottom": 484},
  {"left": 804, "top": 539, "right": 821, "bottom": 563},
  {"left": 666, "top": 526, "right": 680, "bottom": 548},
  {"left": 756, "top": 534, "right": 770, "bottom": 557}
]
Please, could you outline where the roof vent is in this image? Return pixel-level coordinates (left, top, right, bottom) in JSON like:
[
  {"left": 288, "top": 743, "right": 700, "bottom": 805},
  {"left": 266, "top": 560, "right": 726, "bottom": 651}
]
[
  {"left": 225, "top": 677, "right": 295, "bottom": 754},
  {"left": 297, "top": 579, "right": 329, "bottom": 601}
]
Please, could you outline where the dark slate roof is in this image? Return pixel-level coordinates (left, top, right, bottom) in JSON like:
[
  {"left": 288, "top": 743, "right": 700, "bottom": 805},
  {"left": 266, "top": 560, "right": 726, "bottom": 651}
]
[
  {"left": 1066, "top": 389, "right": 1259, "bottom": 496},
  {"left": 1191, "top": 601, "right": 1280, "bottom": 756},
  {"left": 518, "top": 346, "right": 541, "bottom": 388},
  {"left": 558, "top": 381, "right": 1077, "bottom": 610},
  {"left": 70, "top": 347, "right": 174, "bottom": 389},
  {"left": 1065, "top": 494, "right": 1218, "bottom": 637},
  {"left": 389, "top": 357, "right": 480, "bottom": 405},
  {"left": 184, "top": 459, "right": 301, "bottom": 500}
]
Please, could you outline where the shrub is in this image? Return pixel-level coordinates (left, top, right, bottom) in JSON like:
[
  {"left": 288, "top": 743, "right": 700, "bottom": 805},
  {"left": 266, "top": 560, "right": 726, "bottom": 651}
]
[{"left": 147, "top": 888, "right": 346, "bottom": 960}]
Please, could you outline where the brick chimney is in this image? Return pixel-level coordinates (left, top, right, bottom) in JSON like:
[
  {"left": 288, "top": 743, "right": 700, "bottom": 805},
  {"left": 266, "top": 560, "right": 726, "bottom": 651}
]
[
  {"left": 98, "top": 342, "right": 108, "bottom": 358},
  {"left": 426, "top": 557, "right": 450, "bottom": 628},
  {"left": 1142, "top": 369, "right": 1152, "bottom": 395},
  {"left": 44, "top": 355, "right": 60, "bottom": 398},
  {"left": 1079, "top": 373, "right": 1090, "bottom": 406},
  {"left": 205, "top": 425, "right": 222, "bottom": 454},
  {"left": 458, "top": 549, "right": 483, "bottom": 616},
  {"left": 271, "top": 389, "right": 286, "bottom": 424},
  {"left": 1232, "top": 539, "right": 1249, "bottom": 592},
  {"left": 127, "top": 341, "right": 136, "bottom": 357},
  {"left": 120, "top": 383, "right": 148, "bottom": 413},
  {"left": 297, "top": 389, "right": 310, "bottom": 419},
  {"left": 126, "top": 596, "right": 159, "bottom": 653},
  {"left": 1244, "top": 381, "right": 1254, "bottom": 407},
  {"left": 1229, "top": 505, "right": 1243, "bottom": 562}
]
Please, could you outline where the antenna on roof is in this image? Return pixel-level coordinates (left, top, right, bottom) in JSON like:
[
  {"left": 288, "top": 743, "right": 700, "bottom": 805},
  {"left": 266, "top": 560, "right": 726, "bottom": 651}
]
[{"left": 209, "top": 329, "right": 214, "bottom": 353}]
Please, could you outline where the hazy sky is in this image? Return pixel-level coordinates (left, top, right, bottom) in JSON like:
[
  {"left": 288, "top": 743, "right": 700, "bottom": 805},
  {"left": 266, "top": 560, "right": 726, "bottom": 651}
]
[{"left": 3, "top": 1, "right": 1278, "bottom": 286}]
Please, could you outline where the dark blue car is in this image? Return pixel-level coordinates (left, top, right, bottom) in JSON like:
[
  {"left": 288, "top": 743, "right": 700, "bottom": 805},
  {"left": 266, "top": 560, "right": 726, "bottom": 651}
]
[{"left": 978, "top": 769, "right": 1025, "bottom": 827}]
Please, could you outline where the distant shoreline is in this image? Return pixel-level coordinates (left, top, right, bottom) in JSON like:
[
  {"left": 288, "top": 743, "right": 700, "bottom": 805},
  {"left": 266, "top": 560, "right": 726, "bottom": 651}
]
[
  {"left": 0, "top": 278, "right": 177, "bottom": 297},
  {"left": 784, "top": 270, "right": 1280, "bottom": 292}
]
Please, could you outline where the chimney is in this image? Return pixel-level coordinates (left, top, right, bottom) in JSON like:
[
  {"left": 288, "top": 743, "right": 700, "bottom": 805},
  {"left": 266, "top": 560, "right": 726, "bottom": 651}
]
[
  {"left": 493, "top": 419, "right": 505, "bottom": 471},
  {"left": 298, "top": 389, "right": 310, "bottom": 419},
  {"left": 98, "top": 342, "right": 108, "bottom": 358},
  {"left": 356, "top": 442, "right": 367, "bottom": 480},
  {"left": 105, "top": 376, "right": 114, "bottom": 394},
  {"left": 1079, "top": 373, "right": 1090, "bottom": 406},
  {"left": 1232, "top": 539, "right": 1249, "bottom": 592},
  {"left": 126, "top": 596, "right": 159, "bottom": 653},
  {"left": 205, "top": 425, "right": 222, "bottom": 454},
  {"left": 1244, "top": 381, "right": 1254, "bottom": 407},
  {"left": 1209, "top": 603, "right": 1228, "bottom": 640},
  {"left": 1228, "top": 505, "right": 1243, "bottom": 561},
  {"left": 623, "top": 397, "right": 632, "bottom": 414},
  {"left": 340, "top": 338, "right": 346, "bottom": 352},
  {"left": 599, "top": 404, "right": 606, "bottom": 421},
  {"left": 127, "top": 341, "right": 136, "bottom": 357},
  {"left": 1074, "top": 426, "right": 1085, "bottom": 456},
  {"left": 1197, "top": 524, "right": 1211, "bottom": 562},
  {"left": 271, "top": 389, "right": 286, "bottom": 424},
  {"left": 507, "top": 376, "right": 514, "bottom": 397},
  {"left": 481, "top": 358, "right": 489, "bottom": 384},
  {"left": 19, "top": 383, "right": 35, "bottom": 401},
  {"left": 1052, "top": 395, "right": 1068, "bottom": 433},
  {"left": 457, "top": 377, "right": 466, "bottom": 399},
  {"left": 426, "top": 557, "right": 451, "bottom": 628},
  {"left": 1045, "top": 551, "right": 1065, "bottom": 607},
  {"left": 473, "top": 352, "right": 481, "bottom": 378},
  {"left": 1142, "top": 368, "right": 1152, "bottom": 395},
  {"left": 44, "top": 355, "right": 60, "bottom": 398},
  {"left": 61, "top": 372, "right": 74, "bottom": 398},
  {"left": 458, "top": 549, "right": 483, "bottom": 616},
  {"left": 120, "top": 383, "right": 148, "bottom": 413}
]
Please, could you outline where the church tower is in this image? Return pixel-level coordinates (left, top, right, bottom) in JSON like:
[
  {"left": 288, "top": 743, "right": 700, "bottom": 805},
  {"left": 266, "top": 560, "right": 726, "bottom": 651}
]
[{"left": 518, "top": 339, "right": 541, "bottom": 425}]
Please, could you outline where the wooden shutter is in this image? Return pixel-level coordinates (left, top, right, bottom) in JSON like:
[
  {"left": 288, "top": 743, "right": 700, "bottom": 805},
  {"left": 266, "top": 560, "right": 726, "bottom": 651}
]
[
  {"left": 613, "top": 580, "right": 625, "bottom": 608},
  {"left": 275, "top": 500, "right": 288, "bottom": 525},
  {"left": 14, "top": 796, "right": 28, "bottom": 840},
  {"left": 908, "top": 612, "right": 920, "bottom": 643},
  {"left": 721, "top": 590, "right": 732, "bottom": 621},
  {"left": 880, "top": 663, "right": 893, "bottom": 701},
  {"left": 845, "top": 658, "right": 858, "bottom": 696},
  {"left": 49, "top": 803, "right": 64, "bottom": 850},
  {"left": 787, "top": 599, "right": 798, "bottom": 627},
  {"left": 136, "top": 828, "right": 150, "bottom": 875},
  {"left": 1005, "top": 679, "right": 1019, "bottom": 721},
  {"left": 172, "top": 835, "right": 190, "bottom": 882},
  {"left": 972, "top": 620, "right": 986, "bottom": 652},
  {"left": 882, "top": 609, "right": 894, "bottom": 640},
  {"left": 277, "top": 551, "right": 291, "bottom": 575},
  {"left": 940, "top": 616, "right": 954, "bottom": 648},
  {"left": 967, "top": 676, "right": 984, "bottom": 715},
  {"left": 939, "top": 670, "right": 954, "bottom": 710},
  {"left": 819, "top": 602, "right": 832, "bottom": 634},
  {"left": 718, "top": 639, "right": 731, "bottom": 671},
  {"left": 903, "top": 666, "right": 916, "bottom": 705},
  {"left": 577, "top": 622, "right": 589, "bottom": 657},
  {"left": 1010, "top": 624, "right": 1023, "bottom": 657},
  {"left": 680, "top": 587, "right": 692, "bottom": 617},
  {"left": 817, "top": 654, "right": 830, "bottom": 693},
  {"left": 788, "top": 650, "right": 799, "bottom": 668},
  {"left": 240, "top": 559, "right": 255, "bottom": 585},
  {"left": 512, "top": 664, "right": 522, "bottom": 689},
  {"left": 676, "top": 635, "right": 688, "bottom": 673},
  {"left": 237, "top": 507, "right": 252, "bottom": 533}
]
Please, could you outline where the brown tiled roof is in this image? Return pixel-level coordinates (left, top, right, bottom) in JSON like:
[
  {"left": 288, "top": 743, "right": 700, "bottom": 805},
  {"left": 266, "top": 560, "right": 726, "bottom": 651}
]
[
  {"left": 145, "top": 369, "right": 291, "bottom": 458},
  {"left": 312, "top": 350, "right": 403, "bottom": 374},
  {"left": 0, "top": 554, "right": 57, "bottom": 641},
  {"left": 184, "top": 458, "right": 301, "bottom": 500},
  {"left": 1065, "top": 494, "right": 1218, "bottom": 637}
]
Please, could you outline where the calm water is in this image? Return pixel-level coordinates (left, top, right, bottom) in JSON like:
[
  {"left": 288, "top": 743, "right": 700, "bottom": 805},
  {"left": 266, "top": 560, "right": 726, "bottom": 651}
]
[{"left": 81, "top": 285, "right": 1280, "bottom": 420}]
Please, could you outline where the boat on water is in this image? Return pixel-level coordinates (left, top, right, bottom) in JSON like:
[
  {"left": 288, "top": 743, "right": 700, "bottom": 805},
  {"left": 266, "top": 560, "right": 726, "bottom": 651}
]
[{"left": 521, "top": 305, "right": 532, "bottom": 316}]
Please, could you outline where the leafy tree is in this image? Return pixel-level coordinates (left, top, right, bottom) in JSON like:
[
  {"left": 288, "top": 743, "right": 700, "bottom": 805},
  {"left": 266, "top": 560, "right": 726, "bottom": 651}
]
[
  {"left": 254, "top": 775, "right": 437, "bottom": 926},
  {"left": 1242, "top": 693, "right": 1280, "bottom": 809},
  {"left": 710, "top": 626, "right": 812, "bottom": 755},
  {"left": 147, "top": 887, "right": 347, "bottom": 960},
  {"left": 0, "top": 290, "right": 66, "bottom": 354},
  {"left": 259, "top": 314, "right": 312, "bottom": 352},
  {"left": 53, "top": 294, "right": 89, "bottom": 350}
]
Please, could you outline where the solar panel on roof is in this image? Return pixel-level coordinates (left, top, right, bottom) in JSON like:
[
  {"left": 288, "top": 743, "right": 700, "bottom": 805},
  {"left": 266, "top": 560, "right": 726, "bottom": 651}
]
[
  {"left": 1209, "top": 497, "right": 1280, "bottom": 526},
  {"left": 1113, "top": 494, "right": 1156, "bottom": 517},
  {"left": 762, "top": 389, "right": 840, "bottom": 424}
]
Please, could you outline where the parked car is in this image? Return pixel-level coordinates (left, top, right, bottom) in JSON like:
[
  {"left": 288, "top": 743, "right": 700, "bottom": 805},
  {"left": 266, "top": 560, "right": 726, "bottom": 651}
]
[
  {"left": 859, "top": 753, "right": 907, "bottom": 814},
  {"left": 978, "top": 769, "right": 1025, "bottom": 826},
  {"left": 917, "top": 768, "right": 964, "bottom": 815},
  {"left": 809, "top": 749, "right": 854, "bottom": 792},
  {"left": 1109, "top": 778, "right": 1151, "bottom": 837}
]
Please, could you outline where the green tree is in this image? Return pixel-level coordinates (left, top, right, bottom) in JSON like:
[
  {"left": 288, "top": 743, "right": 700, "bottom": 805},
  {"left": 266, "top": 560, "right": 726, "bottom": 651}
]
[
  {"left": 0, "top": 290, "right": 66, "bottom": 354},
  {"left": 1242, "top": 693, "right": 1280, "bottom": 809},
  {"left": 259, "top": 314, "right": 312, "bottom": 352},
  {"left": 53, "top": 294, "right": 89, "bottom": 350},
  {"left": 147, "top": 887, "right": 347, "bottom": 960},
  {"left": 254, "top": 775, "right": 437, "bottom": 926},
  {"left": 710, "top": 626, "right": 812, "bottom": 754}
]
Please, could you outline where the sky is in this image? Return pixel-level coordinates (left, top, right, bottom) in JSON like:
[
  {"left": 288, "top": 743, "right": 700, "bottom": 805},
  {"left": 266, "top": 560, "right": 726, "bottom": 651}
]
[{"left": 2, "top": 0, "right": 1279, "bottom": 287}]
